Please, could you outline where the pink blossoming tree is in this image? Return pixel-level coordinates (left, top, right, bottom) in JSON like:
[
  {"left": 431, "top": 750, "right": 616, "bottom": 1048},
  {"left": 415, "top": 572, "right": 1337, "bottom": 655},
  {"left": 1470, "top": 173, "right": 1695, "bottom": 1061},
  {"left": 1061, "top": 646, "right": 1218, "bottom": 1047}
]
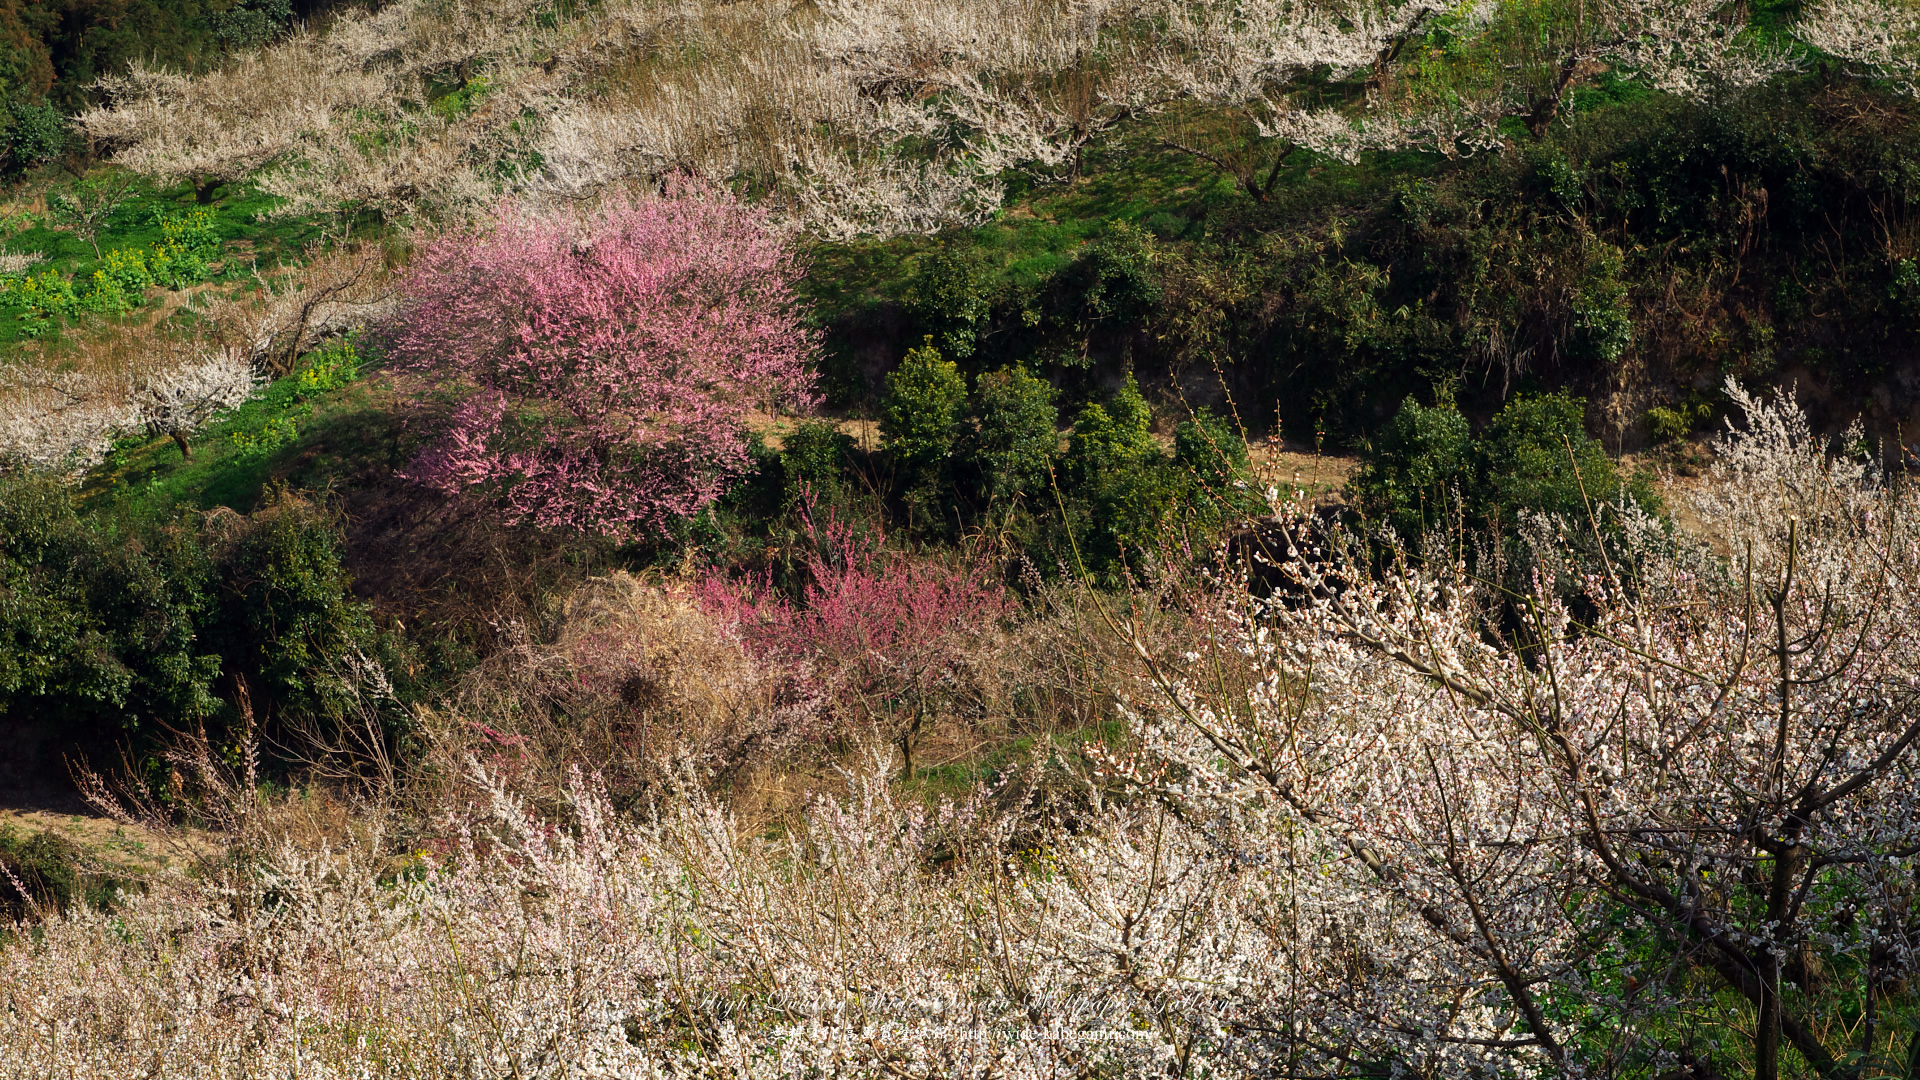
[
  {"left": 698, "top": 506, "right": 1011, "bottom": 776},
  {"left": 387, "top": 187, "right": 818, "bottom": 539}
]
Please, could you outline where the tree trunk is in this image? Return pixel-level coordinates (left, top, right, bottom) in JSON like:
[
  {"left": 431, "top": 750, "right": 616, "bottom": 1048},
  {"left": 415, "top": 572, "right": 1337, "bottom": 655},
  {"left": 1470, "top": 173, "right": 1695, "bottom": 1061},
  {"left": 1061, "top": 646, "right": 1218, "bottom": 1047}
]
[
  {"left": 171, "top": 430, "right": 192, "bottom": 461},
  {"left": 1755, "top": 959, "right": 1780, "bottom": 1080}
]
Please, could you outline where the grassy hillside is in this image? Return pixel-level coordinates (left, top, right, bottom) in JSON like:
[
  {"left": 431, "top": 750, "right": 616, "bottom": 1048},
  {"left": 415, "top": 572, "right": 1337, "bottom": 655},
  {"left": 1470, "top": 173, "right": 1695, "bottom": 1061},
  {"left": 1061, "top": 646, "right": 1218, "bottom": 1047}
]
[{"left": 3, "top": 1, "right": 1920, "bottom": 1074}]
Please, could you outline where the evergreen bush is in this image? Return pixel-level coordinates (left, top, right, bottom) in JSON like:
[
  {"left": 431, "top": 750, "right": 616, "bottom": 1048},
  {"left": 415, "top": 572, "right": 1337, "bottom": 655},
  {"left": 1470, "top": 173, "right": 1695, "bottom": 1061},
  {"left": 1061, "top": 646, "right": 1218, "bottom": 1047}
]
[{"left": 967, "top": 365, "right": 1058, "bottom": 506}]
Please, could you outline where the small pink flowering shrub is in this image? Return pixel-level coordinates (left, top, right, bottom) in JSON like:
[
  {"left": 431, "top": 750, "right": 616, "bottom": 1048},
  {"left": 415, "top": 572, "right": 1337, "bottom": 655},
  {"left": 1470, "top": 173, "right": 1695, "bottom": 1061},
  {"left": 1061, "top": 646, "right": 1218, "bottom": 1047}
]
[
  {"left": 387, "top": 187, "right": 818, "bottom": 540},
  {"left": 698, "top": 510, "right": 1012, "bottom": 770}
]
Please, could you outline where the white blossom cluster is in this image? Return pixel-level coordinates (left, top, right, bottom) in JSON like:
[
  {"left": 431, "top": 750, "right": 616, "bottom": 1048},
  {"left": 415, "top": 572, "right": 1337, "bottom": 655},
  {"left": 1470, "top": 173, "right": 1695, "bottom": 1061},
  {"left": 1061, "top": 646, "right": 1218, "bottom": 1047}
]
[
  {"left": 134, "top": 353, "right": 262, "bottom": 453},
  {"left": 76, "top": 0, "right": 1829, "bottom": 239},
  {"left": 3, "top": 382, "right": 1915, "bottom": 1076},
  {"left": 80, "top": 0, "right": 569, "bottom": 221},
  {"left": 0, "top": 353, "right": 260, "bottom": 478},
  {"left": 1093, "top": 377, "right": 1920, "bottom": 1071},
  {"left": 0, "top": 368, "right": 137, "bottom": 477},
  {"left": 1801, "top": 0, "right": 1920, "bottom": 97}
]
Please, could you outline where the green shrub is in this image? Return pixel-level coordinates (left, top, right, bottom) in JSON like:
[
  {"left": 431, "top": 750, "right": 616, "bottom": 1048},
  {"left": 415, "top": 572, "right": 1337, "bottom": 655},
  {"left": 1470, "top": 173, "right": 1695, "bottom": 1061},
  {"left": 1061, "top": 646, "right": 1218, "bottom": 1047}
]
[
  {"left": 1076, "top": 224, "right": 1162, "bottom": 328},
  {"left": 1354, "top": 392, "right": 1657, "bottom": 547},
  {"left": 882, "top": 340, "right": 968, "bottom": 473},
  {"left": 0, "top": 826, "right": 140, "bottom": 922},
  {"left": 0, "top": 100, "right": 67, "bottom": 177},
  {"left": 1350, "top": 397, "right": 1472, "bottom": 541},
  {"left": 1174, "top": 410, "right": 1262, "bottom": 527},
  {"left": 1059, "top": 376, "right": 1177, "bottom": 573},
  {"left": 203, "top": 496, "right": 380, "bottom": 726},
  {"left": 904, "top": 247, "right": 997, "bottom": 358},
  {"left": 0, "top": 828, "right": 80, "bottom": 920},
  {"left": 210, "top": 0, "right": 293, "bottom": 50},
  {"left": 1890, "top": 257, "right": 1920, "bottom": 319},
  {"left": 1644, "top": 402, "right": 1713, "bottom": 443},
  {"left": 780, "top": 419, "right": 855, "bottom": 503},
  {"left": 968, "top": 365, "right": 1058, "bottom": 505},
  {"left": 1568, "top": 244, "right": 1633, "bottom": 366},
  {"left": 1473, "top": 391, "right": 1635, "bottom": 527},
  {"left": 0, "top": 482, "right": 223, "bottom": 751},
  {"left": 0, "top": 482, "right": 385, "bottom": 758},
  {"left": 1065, "top": 376, "right": 1158, "bottom": 478}
]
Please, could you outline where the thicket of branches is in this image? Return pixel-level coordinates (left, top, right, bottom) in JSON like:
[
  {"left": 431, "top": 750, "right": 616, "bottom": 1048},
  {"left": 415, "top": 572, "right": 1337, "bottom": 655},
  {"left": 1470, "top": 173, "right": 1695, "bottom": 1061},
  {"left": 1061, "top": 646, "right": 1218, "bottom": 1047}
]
[{"left": 2, "top": 384, "right": 1915, "bottom": 1079}]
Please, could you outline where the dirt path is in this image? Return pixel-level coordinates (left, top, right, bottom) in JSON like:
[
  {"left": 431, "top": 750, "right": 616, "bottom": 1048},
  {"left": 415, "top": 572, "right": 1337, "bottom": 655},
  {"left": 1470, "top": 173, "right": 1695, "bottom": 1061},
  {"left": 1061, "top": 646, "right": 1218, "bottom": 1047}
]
[{"left": 0, "top": 807, "right": 194, "bottom": 877}]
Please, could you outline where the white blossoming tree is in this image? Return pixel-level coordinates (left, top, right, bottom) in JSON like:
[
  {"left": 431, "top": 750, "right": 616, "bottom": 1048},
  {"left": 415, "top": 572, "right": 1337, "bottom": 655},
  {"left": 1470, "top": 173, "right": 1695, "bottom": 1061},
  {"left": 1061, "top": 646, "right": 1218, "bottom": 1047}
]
[
  {"left": 134, "top": 354, "right": 260, "bottom": 461},
  {"left": 74, "top": 0, "right": 1825, "bottom": 238},
  {"left": 1089, "top": 380, "right": 1920, "bottom": 1075},
  {"left": 3, "top": 381, "right": 1915, "bottom": 1076}
]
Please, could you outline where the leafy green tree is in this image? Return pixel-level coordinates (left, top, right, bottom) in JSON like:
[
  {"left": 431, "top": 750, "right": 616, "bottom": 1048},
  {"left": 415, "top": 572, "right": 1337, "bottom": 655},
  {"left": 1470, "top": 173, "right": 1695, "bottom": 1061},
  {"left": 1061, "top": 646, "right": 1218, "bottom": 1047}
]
[
  {"left": 1350, "top": 397, "right": 1472, "bottom": 542},
  {"left": 209, "top": 0, "right": 290, "bottom": 50},
  {"left": 0, "top": 99, "right": 66, "bottom": 177},
  {"left": 882, "top": 338, "right": 966, "bottom": 468},
  {"left": 904, "top": 247, "right": 996, "bottom": 359},
  {"left": 780, "top": 419, "right": 854, "bottom": 504},
  {"left": 0, "top": 0, "right": 55, "bottom": 106},
  {"left": 1473, "top": 390, "right": 1642, "bottom": 527},
  {"left": 0, "top": 480, "right": 390, "bottom": 774},
  {"left": 1065, "top": 375, "right": 1157, "bottom": 479},
  {"left": 881, "top": 339, "right": 968, "bottom": 530},
  {"left": 1077, "top": 224, "right": 1162, "bottom": 327},
  {"left": 968, "top": 365, "right": 1058, "bottom": 506},
  {"left": 1060, "top": 376, "right": 1176, "bottom": 574},
  {"left": 0, "top": 481, "right": 220, "bottom": 748},
  {"left": 203, "top": 496, "right": 379, "bottom": 726},
  {"left": 1354, "top": 391, "right": 1657, "bottom": 550},
  {"left": 1568, "top": 244, "right": 1633, "bottom": 366}
]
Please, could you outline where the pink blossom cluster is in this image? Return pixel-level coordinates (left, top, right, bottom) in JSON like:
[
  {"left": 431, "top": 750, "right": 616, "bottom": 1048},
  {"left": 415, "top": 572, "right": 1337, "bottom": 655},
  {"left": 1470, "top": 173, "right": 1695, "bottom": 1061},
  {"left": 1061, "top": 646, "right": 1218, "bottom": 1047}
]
[
  {"left": 697, "top": 508, "right": 1010, "bottom": 740},
  {"left": 387, "top": 187, "right": 818, "bottom": 540}
]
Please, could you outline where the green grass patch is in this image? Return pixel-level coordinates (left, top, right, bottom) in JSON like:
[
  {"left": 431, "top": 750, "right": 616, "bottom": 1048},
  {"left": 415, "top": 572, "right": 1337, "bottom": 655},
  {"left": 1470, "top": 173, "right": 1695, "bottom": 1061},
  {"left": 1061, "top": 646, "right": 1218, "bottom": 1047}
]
[
  {"left": 908, "top": 717, "right": 1129, "bottom": 799},
  {"left": 0, "top": 175, "right": 380, "bottom": 351},
  {"left": 79, "top": 344, "right": 403, "bottom": 523}
]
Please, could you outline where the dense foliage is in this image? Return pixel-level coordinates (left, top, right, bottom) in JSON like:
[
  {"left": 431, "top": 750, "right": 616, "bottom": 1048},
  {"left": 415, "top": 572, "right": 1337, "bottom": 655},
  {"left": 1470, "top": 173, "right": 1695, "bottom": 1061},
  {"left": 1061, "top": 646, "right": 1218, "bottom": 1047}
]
[
  {"left": 0, "top": 0, "right": 302, "bottom": 111},
  {"left": 0, "top": 483, "right": 386, "bottom": 755},
  {"left": 1352, "top": 390, "right": 1658, "bottom": 543}
]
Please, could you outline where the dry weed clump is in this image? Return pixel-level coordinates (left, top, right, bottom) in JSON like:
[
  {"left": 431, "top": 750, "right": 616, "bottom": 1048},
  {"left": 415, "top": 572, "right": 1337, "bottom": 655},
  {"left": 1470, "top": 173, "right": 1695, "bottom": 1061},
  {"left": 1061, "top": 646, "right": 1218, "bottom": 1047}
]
[
  {"left": 417, "top": 572, "right": 825, "bottom": 818},
  {"left": 411, "top": 527, "right": 1168, "bottom": 828}
]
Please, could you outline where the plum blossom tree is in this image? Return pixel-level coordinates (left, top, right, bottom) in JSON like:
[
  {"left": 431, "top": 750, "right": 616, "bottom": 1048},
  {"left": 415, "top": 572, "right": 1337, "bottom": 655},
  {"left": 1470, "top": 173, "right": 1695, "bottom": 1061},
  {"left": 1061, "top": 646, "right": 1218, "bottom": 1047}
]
[
  {"left": 134, "top": 353, "right": 261, "bottom": 461},
  {"left": 1095, "top": 380, "right": 1920, "bottom": 1077},
  {"left": 386, "top": 187, "right": 819, "bottom": 540},
  {"left": 78, "top": 0, "right": 1825, "bottom": 236},
  {"left": 1801, "top": 0, "right": 1920, "bottom": 96},
  {"left": 698, "top": 508, "right": 1011, "bottom": 777},
  {"left": 0, "top": 368, "right": 135, "bottom": 477},
  {"left": 2, "top": 384, "right": 1919, "bottom": 1075}
]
